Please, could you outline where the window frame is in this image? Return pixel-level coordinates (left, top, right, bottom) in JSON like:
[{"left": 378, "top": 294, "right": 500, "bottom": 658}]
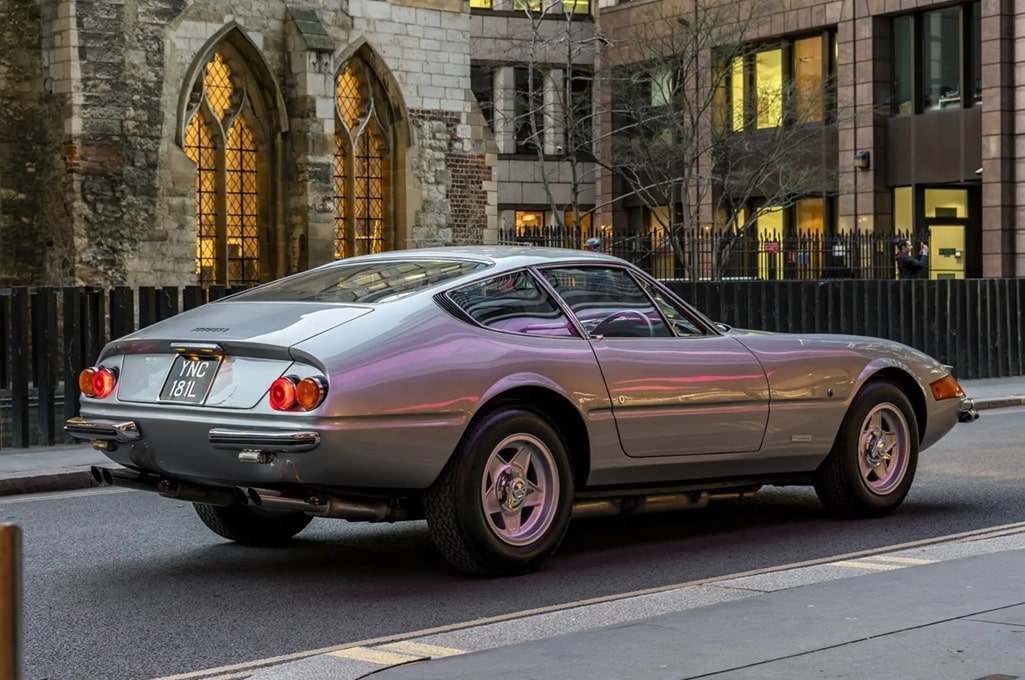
[
  {"left": 889, "top": 1, "right": 981, "bottom": 116},
  {"left": 442, "top": 268, "right": 583, "bottom": 339}
]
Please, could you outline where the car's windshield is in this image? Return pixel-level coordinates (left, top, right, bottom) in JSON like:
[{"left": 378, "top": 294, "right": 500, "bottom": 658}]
[{"left": 231, "top": 259, "right": 489, "bottom": 304}]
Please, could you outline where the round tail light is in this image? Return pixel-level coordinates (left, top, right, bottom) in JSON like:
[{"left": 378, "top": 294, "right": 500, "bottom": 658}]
[
  {"left": 295, "top": 376, "right": 328, "bottom": 411},
  {"left": 269, "top": 377, "right": 297, "bottom": 410},
  {"left": 78, "top": 368, "right": 97, "bottom": 397},
  {"left": 78, "top": 367, "right": 117, "bottom": 399}
]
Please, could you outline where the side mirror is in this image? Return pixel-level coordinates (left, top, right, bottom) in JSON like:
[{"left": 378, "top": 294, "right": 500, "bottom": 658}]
[{"left": 715, "top": 322, "right": 732, "bottom": 333}]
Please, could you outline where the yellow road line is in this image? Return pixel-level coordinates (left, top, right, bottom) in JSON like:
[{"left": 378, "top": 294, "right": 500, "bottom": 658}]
[
  {"left": 867, "top": 556, "right": 934, "bottom": 565},
  {"left": 381, "top": 641, "right": 466, "bottom": 658},
  {"left": 831, "top": 560, "right": 902, "bottom": 571},
  {"left": 328, "top": 646, "right": 422, "bottom": 665}
]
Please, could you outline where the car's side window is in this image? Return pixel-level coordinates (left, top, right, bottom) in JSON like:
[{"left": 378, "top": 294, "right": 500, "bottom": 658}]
[
  {"left": 542, "top": 267, "right": 672, "bottom": 338},
  {"left": 447, "top": 270, "right": 577, "bottom": 337},
  {"left": 637, "top": 279, "right": 706, "bottom": 337}
]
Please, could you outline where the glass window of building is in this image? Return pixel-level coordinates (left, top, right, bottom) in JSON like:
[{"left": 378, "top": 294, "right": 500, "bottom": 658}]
[
  {"left": 921, "top": 6, "right": 961, "bottom": 111},
  {"left": 893, "top": 187, "right": 913, "bottom": 231},
  {"left": 796, "top": 198, "right": 824, "bottom": 236},
  {"left": 755, "top": 48, "right": 783, "bottom": 129},
  {"left": 568, "top": 69, "right": 592, "bottom": 151},
  {"left": 730, "top": 57, "right": 746, "bottom": 131},
  {"left": 924, "top": 188, "right": 967, "bottom": 218},
  {"left": 892, "top": 15, "right": 913, "bottom": 114},
  {"left": 184, "top": 51, "right": 264, "bottom": 286},
  {"left": 469, "top": 0, "right": 491, "bottom": 7},
  {"left": 515, "top": 210, "right": 545, "bottom": 238},
  {"left": 726, "top": 34, "right": 833, "bottom": 132},
  {"left": 891, "top": 3, "right": 979, "bottom": 114},
  {"left": 471, "top": 65, "right": 495, "bottom": 132},
  {"left": 512, "top": 0, "right": 589, "bottom": 13},
  {"left": 514, "top": 67, "right": 545, "bottom": 152},
  {"left": 794, "top": 37, "right": 823, "bottom": 123},
  {"left": 334, "top": 57, "right": 394, "bottom": 260},
  {"left": 970, "top": 2, "right": 981, "bottom": 106}
]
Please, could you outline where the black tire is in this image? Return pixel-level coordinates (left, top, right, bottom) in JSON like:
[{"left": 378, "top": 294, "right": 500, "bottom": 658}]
[
  {"left": 814, "top": 380, "right": 919, "bottom": 518},
  {"left": 193, "top": 502, "right": 313, "bottom": 545},
  {"left": 424, "top": 408, "right": 574, "bottom": 576}
]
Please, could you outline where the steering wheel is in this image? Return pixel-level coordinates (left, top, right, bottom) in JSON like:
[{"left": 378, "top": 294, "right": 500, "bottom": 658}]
[{"left": 590, "top": 309, "right": 655, "bottom": 337}]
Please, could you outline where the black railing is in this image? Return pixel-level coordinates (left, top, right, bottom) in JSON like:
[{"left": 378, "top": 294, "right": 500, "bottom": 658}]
[
  {"left": 2, "top": 279, "right": 1022, "bottom": 449},
  {"left": 499, "top": 226, "right": 926, "bottom": 281}
]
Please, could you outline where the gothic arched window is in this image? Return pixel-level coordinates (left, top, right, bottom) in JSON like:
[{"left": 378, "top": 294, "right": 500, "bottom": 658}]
[
  {"left": 334, "top": 58, "right": 394, "bottom": 259},
  {"left": 184, "top": 52, "right": 262, "bottom": 285}
]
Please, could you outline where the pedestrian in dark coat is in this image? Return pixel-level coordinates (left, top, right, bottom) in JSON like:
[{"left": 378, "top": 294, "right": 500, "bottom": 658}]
[{"left": 895, "top": 239, "right": 929, "bottom": 279}]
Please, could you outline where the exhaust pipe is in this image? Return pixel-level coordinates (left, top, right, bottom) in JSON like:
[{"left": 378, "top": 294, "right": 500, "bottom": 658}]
[
  {"left": 571, "top": 487, "right": 761, "bottom": 519},
  {"left": 91, "top": 466, "right": 240, "bottom": 507},
  {"left": 246, "top": 489, "right": 408, "bottom": 522}
]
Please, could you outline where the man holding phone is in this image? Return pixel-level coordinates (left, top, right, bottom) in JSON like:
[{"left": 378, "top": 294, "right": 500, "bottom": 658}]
[{"left": 895, "top": 239, "right": 929, "bottom": 279}]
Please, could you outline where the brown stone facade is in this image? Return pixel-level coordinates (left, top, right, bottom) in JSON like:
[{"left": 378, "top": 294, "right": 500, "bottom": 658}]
[{"left": 592, "top": 0, "right": 1022, "bottom": 277}]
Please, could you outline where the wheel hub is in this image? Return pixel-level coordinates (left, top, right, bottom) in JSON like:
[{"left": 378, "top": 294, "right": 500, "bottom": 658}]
[
  {"left": 863, "top": 428, "right": 890, "bottom": 467},
  {"left": 496, "top": 466, "right": 529, "bottom": 511}
]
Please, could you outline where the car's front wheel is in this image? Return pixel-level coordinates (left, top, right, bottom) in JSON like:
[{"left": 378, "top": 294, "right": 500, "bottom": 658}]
[
  {"left": 424, "top": 408, "right": 574, "bottom": 576},
  {"left": 193, "top": 502, "right": 313, "bottom": 545},
  {"left": 814, "top": 380, "right": 919, "bottom": 518}
]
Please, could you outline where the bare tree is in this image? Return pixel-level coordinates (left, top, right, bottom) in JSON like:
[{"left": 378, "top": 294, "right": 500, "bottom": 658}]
[
  {"left": 597, "top": 0, "right": 840, "bottom": 279},
  {"left": 471, "top": 0, "right": 608, "bottom": 249}
]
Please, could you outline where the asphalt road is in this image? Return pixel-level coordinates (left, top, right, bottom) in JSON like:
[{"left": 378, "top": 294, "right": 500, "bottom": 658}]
[{"left": 5, "top": 407, "right": 1023, "bottom": 680}]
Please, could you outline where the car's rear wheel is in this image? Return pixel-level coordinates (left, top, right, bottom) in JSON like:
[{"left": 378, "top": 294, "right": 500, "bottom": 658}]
[
  {"left": 814, "top": 380, "right": 919, "bottom": 518},
  {"left": 193, "top": 502, "right": 313, "bottom": 545},
  {"left": 424, "top": 408, "right": 573, "bottom": 576}
]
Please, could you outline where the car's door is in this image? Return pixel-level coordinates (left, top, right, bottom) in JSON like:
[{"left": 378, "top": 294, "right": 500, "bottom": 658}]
[{"left": 540, "top": 266, "right": 770, "bottom": 457}]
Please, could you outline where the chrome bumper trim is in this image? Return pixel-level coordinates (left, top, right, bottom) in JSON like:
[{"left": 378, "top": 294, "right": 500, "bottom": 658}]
[
  {"left": 959, "top": 396, "right": 979, "bottom": 423},
  {"left": 209, "top": 428, "right": 320, "bottom": 453},
  {"left": 65, "top": 417, "right": 141, "bottom": 442}
]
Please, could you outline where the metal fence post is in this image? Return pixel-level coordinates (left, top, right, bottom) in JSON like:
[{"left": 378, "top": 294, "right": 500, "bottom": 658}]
[{"left": 0, "top": 524, "right": 22, "bottom": 680}]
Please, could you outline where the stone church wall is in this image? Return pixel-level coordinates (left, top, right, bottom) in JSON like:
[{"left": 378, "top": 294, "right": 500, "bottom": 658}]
[{"left": 0, "top": 0, "right": 493, "bottom": 287}]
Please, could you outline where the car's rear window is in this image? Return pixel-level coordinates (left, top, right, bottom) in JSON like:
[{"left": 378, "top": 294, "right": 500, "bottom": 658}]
[{"left": 232, "top": 259, "right": 489, "bottom": 304}]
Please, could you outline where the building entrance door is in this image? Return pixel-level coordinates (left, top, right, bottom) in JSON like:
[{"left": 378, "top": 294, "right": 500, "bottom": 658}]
[{"left": 926, "top": 225, "right": 965, "bottom": 279}]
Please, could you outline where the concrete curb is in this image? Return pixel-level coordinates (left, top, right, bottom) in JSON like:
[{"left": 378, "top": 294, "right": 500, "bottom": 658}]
[
  {"left": 0, "top": 468, "right": 99, "bottom": 497},
  {"left": 974, "top": 396, "right": 1025, "bottom": 410}
]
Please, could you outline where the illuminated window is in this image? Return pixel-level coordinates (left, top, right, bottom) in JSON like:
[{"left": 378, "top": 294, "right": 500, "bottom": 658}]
[
  {"left": 335, "top": 58, "right": 393, "bottom": 259},
  {"left": 730, "top": 57, "right": 745, "bottom": 132},
  {"left": 755, "top": 49, "right": 782, "bottom": 129},
  {"left": 794, "top": 37, "right": 823, "bottom": 123},
  {"left": 184, "top": 51, "right": 262, "bottom": 286},
  {"left": 512, "top": 0, "right": 589, "bottom": 13},
  {"left": 470, "top": 0, "right": 492, "bottom": 7},
  {"left": 726, "top": 33, "right": 834, "bottom": 131}
]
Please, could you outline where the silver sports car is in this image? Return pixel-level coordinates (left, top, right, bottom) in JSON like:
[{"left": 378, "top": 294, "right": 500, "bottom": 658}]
[{"left": 67, "top": 247, "right": 975, "bottom": 575}]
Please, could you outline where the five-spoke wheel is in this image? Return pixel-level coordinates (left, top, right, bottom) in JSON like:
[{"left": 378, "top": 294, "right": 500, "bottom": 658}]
[
  {"left": 425, "top": 408, "right": 573, "bottom": 575},
  {"left": 814, "top": 380, "right": 919, "bottom": 518}
]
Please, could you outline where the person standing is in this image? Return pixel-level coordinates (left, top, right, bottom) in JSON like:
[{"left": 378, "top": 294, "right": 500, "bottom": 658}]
[{"left": 895, "top": 239, "right": 929, "bottom": 279}]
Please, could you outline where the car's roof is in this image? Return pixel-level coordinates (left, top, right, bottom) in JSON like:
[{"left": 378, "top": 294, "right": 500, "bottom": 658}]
[{"left": 321, "top": 246, "right": 623, "bottom": 270}]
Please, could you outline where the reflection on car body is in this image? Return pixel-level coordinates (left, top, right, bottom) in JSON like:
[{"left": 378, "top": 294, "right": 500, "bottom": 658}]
[{"left": 67, "top": 246, "right": 973, "bottom": 576}]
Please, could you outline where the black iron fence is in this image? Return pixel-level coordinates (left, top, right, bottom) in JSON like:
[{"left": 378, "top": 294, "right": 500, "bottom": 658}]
[
  {"left": 2, "top": 279, "right": 1022, "bottom": 449},
  {"left": 0, "top": 285, "right": 246, "bottom": 449},
  {"left": 499, "top": 226, "right": 926, "bottom": 281}
]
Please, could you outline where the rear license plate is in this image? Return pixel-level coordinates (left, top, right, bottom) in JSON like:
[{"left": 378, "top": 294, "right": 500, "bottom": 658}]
[{"left": 159, "top": 356, "right": 221, "bottom": 404}]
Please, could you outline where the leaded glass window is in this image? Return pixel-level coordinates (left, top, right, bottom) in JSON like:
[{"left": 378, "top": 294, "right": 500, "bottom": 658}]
[
  {"left": 184, "top": 51, "right": 262, "bottom": 286},
  {"left": 335, "top": 59, "right": 393, "bottom": 260}
]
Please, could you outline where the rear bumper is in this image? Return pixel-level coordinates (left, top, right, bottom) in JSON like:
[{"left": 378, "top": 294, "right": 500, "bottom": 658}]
[
  {"left": 67, "top": 418, "right": 320, "bottom": 453},
  {"left": 65, "top": 417, "right": 141, "bottom": 443},
  {"left": 209, "top": 428, "right": 320, "bottom": 453},
  {"left": 959, "top": 396, "right": 979, "bottom": 423}
]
